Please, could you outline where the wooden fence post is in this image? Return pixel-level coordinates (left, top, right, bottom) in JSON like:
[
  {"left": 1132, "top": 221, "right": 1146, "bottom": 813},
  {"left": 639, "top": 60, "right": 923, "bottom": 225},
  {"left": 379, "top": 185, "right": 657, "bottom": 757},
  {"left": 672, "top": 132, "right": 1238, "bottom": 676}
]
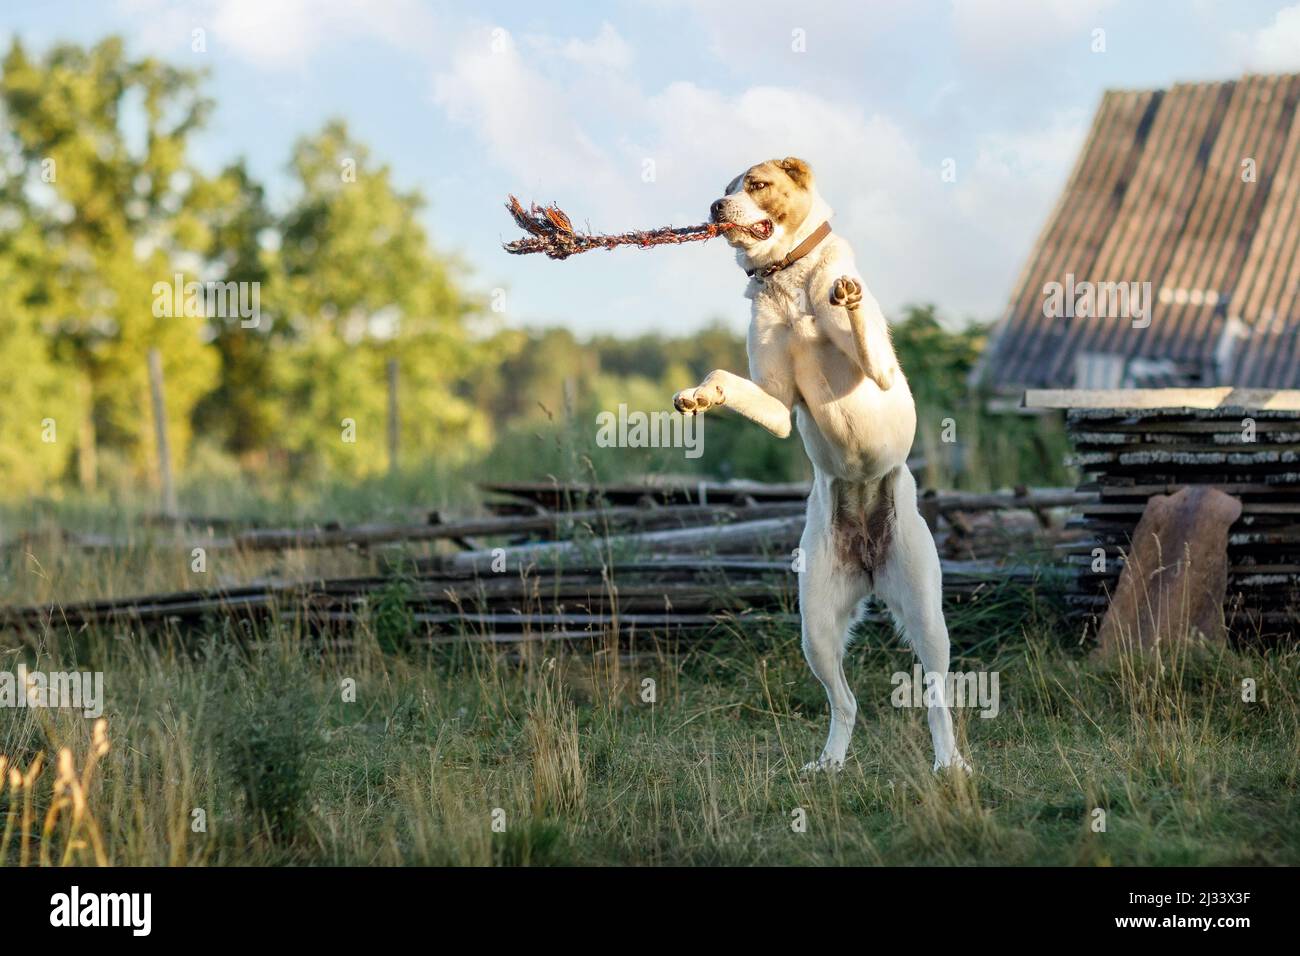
[
  {"left": 387, "top": 358, "right": 399, "bottom": 475},
  {"left": 77, "top": 374, "right": 97, "bottom": 492},
  {"left": 147, "top": 349, "right": 178, "bottom": 518}
]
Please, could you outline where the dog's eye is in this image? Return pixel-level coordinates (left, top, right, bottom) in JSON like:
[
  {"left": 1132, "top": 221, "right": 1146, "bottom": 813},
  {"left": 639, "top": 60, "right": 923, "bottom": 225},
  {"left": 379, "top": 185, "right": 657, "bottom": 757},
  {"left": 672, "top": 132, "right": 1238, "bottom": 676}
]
[{"left": 750, "top": 182, "right": 767, "bottom": 191}]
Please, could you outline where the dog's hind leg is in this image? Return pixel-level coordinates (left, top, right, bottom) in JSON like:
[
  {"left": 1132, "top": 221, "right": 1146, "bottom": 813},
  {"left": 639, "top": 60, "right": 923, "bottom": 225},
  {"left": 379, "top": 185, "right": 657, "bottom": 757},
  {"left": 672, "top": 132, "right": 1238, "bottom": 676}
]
[
  {"left": 872, "top": 469, "right": 971, "bottom": 773},
  {"left": 798, "top": 491, "right": 870, "bottom": 771}
]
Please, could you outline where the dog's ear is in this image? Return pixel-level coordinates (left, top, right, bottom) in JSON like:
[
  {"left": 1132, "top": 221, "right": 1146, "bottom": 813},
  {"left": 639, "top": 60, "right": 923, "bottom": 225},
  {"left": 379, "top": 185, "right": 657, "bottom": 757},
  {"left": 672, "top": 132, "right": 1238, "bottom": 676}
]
[{"left": 777, "top": 157, "right": 813, "bottom": 188}]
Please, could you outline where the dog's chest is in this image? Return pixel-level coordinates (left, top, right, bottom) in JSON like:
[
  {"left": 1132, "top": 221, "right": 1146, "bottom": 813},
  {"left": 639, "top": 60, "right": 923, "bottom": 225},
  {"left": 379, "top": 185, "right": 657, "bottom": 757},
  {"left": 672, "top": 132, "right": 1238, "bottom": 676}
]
[{"left": 753, "top": 274, "right": 824, "bottom": 344}]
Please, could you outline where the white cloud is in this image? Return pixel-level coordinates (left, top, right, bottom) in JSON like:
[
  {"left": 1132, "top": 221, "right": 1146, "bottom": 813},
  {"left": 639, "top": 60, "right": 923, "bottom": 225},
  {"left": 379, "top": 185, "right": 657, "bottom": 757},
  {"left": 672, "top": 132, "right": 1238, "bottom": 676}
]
[
  {"left": 967, "top": 109, "right": 1087, "bottom": 202},
  {"left": 653, "top": 0, "right": 921, "bottom": 66},
  {"left": 525, "top": 22, "right": 633, "bottom": 72},
  {"left": 431, "top": 27, "right": 626, "bottom": 205},
  {"left": 1231, "top": 3, "right": 1300, "bottom": 72},
  {"left": 946, "top": 111, "right": 1089, "bottom": 311},
  {"left": 951, "top": 0, "right": 1118, "bottom": 62},
  {"left": 116, "top": 0, "right": 439, "bottom": 68}
]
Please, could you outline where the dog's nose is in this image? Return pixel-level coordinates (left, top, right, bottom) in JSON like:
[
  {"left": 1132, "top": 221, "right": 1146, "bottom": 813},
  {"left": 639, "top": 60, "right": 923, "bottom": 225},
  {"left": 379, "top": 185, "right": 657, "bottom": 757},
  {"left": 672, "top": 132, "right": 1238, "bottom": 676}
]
[{"left": 710, "top": 199, "right": 725, "bottom": 222}]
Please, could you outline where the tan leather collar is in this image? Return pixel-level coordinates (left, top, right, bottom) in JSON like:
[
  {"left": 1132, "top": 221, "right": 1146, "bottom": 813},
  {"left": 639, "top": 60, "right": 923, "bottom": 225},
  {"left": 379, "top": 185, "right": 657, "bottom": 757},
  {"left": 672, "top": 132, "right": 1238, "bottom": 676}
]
[{"left": 746, "top": 221, "right": 832, "bottom": 280}]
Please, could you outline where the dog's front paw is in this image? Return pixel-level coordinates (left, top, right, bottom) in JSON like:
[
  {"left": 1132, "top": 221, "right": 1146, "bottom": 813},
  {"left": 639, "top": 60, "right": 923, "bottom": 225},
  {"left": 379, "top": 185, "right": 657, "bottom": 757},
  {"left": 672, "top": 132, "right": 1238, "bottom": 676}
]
[
  {"left": 830, "top": 276, "right": 862, "bottom": 309},
  {"left": 672, "top": 382, "right": 725, "bottom": 415}
]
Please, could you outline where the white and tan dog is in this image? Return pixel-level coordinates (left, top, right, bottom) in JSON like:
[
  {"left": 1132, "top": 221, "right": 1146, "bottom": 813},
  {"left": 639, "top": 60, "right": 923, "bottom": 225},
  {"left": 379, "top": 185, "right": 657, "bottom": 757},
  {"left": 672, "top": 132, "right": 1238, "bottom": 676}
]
[{"left": 674, "top": 157, "right": 969, "bottom": 772}]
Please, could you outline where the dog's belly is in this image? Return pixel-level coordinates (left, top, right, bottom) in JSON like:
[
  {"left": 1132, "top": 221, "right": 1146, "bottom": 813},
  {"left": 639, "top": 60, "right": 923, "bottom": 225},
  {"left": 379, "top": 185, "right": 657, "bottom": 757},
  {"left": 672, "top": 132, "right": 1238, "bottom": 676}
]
[{"left": 790, "top": 337, "right": 916, "bottom": 481}]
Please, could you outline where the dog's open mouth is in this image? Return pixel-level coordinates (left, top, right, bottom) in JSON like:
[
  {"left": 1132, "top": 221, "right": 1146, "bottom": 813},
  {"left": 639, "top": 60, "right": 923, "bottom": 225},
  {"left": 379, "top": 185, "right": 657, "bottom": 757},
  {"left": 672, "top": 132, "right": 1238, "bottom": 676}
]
[{"left": 746, "top": 219, "right": 773, "bottom": 240}]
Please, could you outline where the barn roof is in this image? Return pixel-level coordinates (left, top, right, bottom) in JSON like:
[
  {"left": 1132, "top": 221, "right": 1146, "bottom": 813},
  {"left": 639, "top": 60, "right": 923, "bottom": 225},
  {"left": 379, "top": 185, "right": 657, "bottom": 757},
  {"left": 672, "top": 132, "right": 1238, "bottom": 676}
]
[{"left": 976, "top": 74, "right": 1300, "bottom": 394}]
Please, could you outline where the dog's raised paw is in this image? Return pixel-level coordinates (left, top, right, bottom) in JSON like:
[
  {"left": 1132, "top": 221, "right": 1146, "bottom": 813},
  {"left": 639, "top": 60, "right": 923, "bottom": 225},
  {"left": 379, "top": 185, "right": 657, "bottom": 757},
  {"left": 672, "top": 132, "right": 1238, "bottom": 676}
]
[
  {"left": 672, "top": 383, "right": 724, "bottom": 414},
  {"left": 830, "top": 276, "right": 862, "bottom": 309}
]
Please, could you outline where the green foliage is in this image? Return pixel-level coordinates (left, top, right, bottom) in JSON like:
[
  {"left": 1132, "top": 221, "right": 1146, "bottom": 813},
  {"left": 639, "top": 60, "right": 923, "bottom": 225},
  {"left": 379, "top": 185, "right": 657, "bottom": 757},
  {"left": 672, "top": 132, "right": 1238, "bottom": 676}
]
[
  {"left": 0, "top": 231, "right": 79, "bottom": 492},
  {"left": 476, "top": 320, "right": 812, "bottom": 487},
  {"left": 371, "top": 574, "right": 417, "bottom": 654},
  {"left": 891, "top": 304, "right": 985, "bottom": 410},
  {"left": 209, "top": 650, "right": 324, "bottom": 837},
  {"left": 0, "top": 37, "right": 219, "bottom": 473},
  {"left": 474, "top": 309, "right": 1071, "bottom": 491},
  {"left": 893, "top": 305, "right": 1073, "bottom": 490},
  {"left": 272, "top": 121, "right": 493, "bottom": 476},
  {"left": 188, "top": 161, "right": 279, "bottom": 456},
  {"left": 0, "top": 39, "right": 492, "bottom": 492}
]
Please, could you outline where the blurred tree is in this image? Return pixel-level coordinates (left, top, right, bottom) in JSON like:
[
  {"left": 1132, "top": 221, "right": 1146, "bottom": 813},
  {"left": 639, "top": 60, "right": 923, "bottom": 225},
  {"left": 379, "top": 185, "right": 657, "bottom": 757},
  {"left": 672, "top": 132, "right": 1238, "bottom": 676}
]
[
  {"left": 0, "top": 37, "right": 219, "bottom": 482},
  {"left": 590, "top": 319, "right": 747, "bottom": 385},
  {"left": 0, "top": 225, "right": 80, "bottom": 492},
  {"left": 890, "top": 304, "right": 984, "bottom": 410},
  {"left": 188, "top": 161, "right": 279, "bottom": 462},
  {"left": 273, "top": 121, "right": 491, "bottom": 476},
  {"left": 478, "top": 327, "right": 597, "bottom": 423}
]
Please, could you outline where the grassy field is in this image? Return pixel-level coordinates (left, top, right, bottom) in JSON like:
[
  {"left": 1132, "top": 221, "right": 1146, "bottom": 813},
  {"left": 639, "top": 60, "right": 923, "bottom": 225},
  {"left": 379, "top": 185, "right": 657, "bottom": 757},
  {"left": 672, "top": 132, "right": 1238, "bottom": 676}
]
[{"left": 2, "top": 530, "right": 1297, "bottom": 865}]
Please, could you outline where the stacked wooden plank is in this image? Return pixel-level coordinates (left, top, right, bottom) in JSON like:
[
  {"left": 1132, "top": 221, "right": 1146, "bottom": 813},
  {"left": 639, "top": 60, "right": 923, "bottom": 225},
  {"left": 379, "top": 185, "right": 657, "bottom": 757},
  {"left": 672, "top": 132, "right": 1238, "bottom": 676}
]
[
  {"left": 480, "top": 480, "right": 1090, "bottom": 562},
  {"left": 0, "top": 560, "right": 794, "bottom": 644},
  {"left": 0, "top": 557, "right": 1045, "bottom": 646},
  {"left": 480, "top": 478, "right": 810, "bottom": 511},
  {"left": 1, "top": 482, "right": 1087, "bottom": 559},
  {"left": 0, "top": 499, "right": 806, "bottom": 555},
  {"left": 1027, "top": 388, "right": 1300, "bottom": 638},
  {"left": 224, "top": 500, "right": 804, "bottom": 552}
]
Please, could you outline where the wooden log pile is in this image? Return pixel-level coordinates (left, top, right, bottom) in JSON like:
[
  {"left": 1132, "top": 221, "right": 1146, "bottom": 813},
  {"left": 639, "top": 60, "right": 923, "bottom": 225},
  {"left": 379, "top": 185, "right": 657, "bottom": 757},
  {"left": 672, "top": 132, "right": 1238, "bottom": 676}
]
[
  {"left": 0, "top": 475, "right": 1073, "bottom": 646},
  {"left": 1027, "top": 388, "right": 1300, "bottom": 639},
  {"left": 480, "top": 479, "right": 1091, "bottom": 563},
  {"left": 0, "top": 556, "right": 1044, "bottom": 646},
  {"left": 0, "top": 480, "right": 1087, "bottom": 561},
  {"left": 225, "top": 500, "right": 804, "bottom": 553},
  {"left": 0, "top": 560, "right": 795, "bottom": 644},
  {"left": 479, "top": 478, "right": 811, "bottom": 511}
]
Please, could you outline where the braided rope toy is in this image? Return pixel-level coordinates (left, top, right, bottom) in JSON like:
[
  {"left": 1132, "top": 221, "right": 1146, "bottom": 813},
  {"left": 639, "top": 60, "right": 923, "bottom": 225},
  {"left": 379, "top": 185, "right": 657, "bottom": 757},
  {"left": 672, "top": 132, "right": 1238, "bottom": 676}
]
[{"left": 502, "top": 195, "right": 737, "bottom": 260}]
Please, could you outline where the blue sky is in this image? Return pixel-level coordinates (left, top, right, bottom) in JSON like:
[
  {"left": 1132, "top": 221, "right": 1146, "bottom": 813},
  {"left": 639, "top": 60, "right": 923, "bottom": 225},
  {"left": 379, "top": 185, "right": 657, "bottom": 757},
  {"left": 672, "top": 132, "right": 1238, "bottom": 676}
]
[{"left": 5, "top": 0, "right": 1300, "bottom": 335}]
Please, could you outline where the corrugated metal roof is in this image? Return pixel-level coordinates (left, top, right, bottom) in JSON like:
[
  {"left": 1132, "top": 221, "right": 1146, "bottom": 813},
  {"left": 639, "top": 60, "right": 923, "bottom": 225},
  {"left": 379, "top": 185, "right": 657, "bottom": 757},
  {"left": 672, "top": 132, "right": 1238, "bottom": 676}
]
[{"left": 978, "top": 74, "right": 1300, "bottom": 393}]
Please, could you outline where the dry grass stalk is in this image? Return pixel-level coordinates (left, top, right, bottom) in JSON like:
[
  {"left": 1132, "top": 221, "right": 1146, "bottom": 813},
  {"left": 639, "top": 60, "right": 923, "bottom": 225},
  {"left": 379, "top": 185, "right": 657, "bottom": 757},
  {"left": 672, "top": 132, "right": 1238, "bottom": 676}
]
[
  {"left": 2, "top": 719, "right": 111, "bottom": 867},
  {"left": 503, "top": 195, "right": 736, "bottom": 260}
]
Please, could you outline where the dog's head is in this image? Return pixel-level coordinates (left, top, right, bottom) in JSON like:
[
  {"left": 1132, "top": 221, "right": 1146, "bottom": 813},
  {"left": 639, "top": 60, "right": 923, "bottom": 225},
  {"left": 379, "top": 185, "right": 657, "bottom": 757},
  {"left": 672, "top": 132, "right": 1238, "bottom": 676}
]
[{"left": 709, "top": 157, "right": 830, "bottom": 270}]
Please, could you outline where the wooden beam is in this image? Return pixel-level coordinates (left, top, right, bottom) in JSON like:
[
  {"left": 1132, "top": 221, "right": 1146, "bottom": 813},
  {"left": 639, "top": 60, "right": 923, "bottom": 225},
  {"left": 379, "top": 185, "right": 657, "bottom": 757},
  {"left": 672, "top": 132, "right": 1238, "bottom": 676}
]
[
  {"left": 147, "top": 349, "right": 178, "bottom": 518},
  {"left": 1024, "top": 388, "right": 1300, "bottom": 411}
]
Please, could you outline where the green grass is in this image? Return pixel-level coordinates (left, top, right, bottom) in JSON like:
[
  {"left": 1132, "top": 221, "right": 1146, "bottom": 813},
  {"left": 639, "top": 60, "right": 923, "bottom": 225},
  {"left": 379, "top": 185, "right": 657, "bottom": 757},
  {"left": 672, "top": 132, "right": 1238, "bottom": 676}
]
[
  {"left": 1, "top": 456, "right": 1294, "bottom": 867},
  {"left": 3, "top": 596, "right": 1296, "bottom": 866}
]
